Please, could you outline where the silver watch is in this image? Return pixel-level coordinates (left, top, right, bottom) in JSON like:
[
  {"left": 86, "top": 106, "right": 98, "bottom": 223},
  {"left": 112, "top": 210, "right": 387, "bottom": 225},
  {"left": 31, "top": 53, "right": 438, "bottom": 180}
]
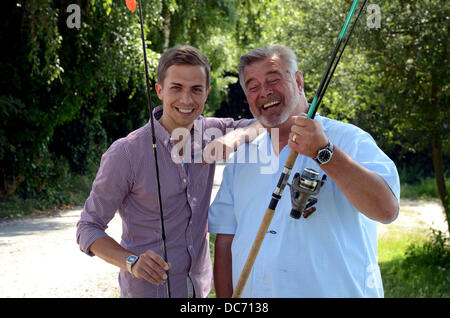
[{"left": 126, "top": 254, "right": 139, "bottom": 275}]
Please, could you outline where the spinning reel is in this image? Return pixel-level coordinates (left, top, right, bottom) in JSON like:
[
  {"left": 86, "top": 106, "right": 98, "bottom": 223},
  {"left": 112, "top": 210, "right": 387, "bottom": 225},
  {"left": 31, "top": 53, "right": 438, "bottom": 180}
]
[{"left": 288, "top": 168, "right": 326, "bottom": 219}]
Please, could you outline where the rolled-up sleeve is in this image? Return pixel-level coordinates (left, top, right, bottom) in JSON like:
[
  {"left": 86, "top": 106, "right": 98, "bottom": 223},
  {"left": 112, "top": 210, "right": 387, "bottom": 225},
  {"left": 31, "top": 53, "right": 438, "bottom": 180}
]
[
  {"left": 345, "top": 131, "right": 400, "bottom": 203},
  {"left": 207, "top": 117, "right": 256, "bottom": 135},
  {"left": 76, "top": 139, "right": 133, "bottom": 256}
]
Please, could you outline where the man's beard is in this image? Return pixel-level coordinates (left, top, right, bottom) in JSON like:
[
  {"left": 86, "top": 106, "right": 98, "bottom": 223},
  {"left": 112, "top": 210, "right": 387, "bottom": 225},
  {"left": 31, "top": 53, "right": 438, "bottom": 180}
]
[{"left": 251, "top": 100, "right": 296, "bottom": 128}]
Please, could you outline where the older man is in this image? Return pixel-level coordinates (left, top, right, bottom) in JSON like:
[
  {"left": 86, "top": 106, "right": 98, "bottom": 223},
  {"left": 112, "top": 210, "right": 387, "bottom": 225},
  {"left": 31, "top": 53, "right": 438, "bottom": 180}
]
[{"left": 209, "top": 45, "right": 400, "bottom": 297}]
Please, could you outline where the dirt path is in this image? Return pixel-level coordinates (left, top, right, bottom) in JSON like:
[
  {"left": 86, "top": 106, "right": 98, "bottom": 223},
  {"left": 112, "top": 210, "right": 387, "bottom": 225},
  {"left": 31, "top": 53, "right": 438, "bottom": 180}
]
[
  {"left": 0, "top": 165, "right": 226, "bottom": 298},
  {"left": 378, "top": 198, "right": 448, "bottom": 238},
  {"left": 0, "top": 208, "right": 122, "bottom": 298},
  {"left": 0, "top": 164, "right": 447, "bottom": 297}
]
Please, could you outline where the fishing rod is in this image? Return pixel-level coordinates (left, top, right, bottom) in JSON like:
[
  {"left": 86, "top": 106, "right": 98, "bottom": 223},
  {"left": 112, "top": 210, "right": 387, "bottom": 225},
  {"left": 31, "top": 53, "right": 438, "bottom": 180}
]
[
  {"left": 127, "top": 0, "right": 171, "bottom": 297},
  {"left": 314, "top": 0, "right": 368, "bottom": 117},
  {"left": 232, "top": 0, "right": 368, "bottom": 298}
]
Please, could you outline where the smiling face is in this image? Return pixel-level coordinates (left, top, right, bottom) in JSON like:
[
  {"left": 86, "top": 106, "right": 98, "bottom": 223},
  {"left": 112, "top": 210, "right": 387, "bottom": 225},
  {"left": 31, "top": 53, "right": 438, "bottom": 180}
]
[
  {"left": 243, "top": 55, "right": 306, "bottom": 128},
  {"left": 156, "top": 64, "right": 210, "bottom": 133}
]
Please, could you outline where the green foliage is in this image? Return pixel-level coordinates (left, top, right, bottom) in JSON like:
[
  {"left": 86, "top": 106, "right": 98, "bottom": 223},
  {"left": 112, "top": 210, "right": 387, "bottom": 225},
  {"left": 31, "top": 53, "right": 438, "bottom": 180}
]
[
  {"left": 405, "top": 229, "right": 450, "bottom": 267},
  {"left": 355, "top": 0, "right": 449, "bottom": 149},
  {"left": 247, "top": 0, "right": 449, "bottom": 165},
  {"left": 353, "top": 0, "right": 449, "bottom": 221},
  {"left": 209, "top": 232, "right": 217, "bottom": 298},
  {"left": 380, "top": 229, "right": 450, "bottom": 297},
  {"left": 401, "top": 177, "right": 450, "bottom": 200},
  {"left": 0, "top": 0, "right": 138, "bottom": 197},
  {"left": 0, "top": 0, "right": 260, "bottom": 204},
  {"left": 0, "top": 156, "right": 97, "bottom": 218}
]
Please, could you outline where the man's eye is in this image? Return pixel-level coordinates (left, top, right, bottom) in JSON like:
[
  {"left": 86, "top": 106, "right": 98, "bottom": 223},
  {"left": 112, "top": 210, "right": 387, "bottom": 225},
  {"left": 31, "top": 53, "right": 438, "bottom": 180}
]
[
  {"left": 171, "top": 86, "right": 181, "bottom": 91},
  {"left": 249, "top": 85, "right": 259, "bottom": 91},
  {"left": 193, "top": 87, "right": 203, "bottom": 93},
  {"left": 270, "top": 78, "right": 280, "bottom": 84}
]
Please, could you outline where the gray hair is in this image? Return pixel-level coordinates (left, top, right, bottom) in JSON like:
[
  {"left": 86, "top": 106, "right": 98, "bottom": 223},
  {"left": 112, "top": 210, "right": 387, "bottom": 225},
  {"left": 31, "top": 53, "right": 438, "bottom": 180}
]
[{"left": 238, "top": 45, "right": 298, "bottom": 91}]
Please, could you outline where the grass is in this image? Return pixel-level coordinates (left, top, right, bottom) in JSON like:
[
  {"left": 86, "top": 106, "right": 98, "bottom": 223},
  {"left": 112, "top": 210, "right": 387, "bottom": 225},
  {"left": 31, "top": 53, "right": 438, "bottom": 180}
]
[
  {"left": 379, "top": 228, "right": 450, "bottom": 297},
  {"left": 209, "top": 233, "right": 217, "bottom": 298},
  {"left": 401, "top": 177, "right": 449, "bottom": 200}
]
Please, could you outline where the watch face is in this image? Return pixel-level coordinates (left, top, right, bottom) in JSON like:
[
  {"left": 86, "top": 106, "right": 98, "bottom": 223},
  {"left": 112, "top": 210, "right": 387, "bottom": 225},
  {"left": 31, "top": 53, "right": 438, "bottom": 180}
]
[
  {"left": 127, "top": 255, "right": 138, "bottom": 263},
  {"left": 318, "top": 149, "right": 331, "bottom": 163}
]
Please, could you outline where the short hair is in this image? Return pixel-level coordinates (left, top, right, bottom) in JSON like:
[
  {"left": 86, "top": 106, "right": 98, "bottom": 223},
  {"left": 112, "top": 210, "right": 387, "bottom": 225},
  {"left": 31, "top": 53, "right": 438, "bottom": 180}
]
[
  {"left": 238, "top": 45, "right": 298, "bottom": 91},
  {"left": 157, "top": 45, "right": 211, "bottom": 88}
]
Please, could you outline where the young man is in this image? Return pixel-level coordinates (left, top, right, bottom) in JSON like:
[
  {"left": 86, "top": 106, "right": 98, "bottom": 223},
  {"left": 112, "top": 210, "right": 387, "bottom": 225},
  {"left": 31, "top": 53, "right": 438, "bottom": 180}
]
[
  {"left": 209, "top": 45, "right": 400, "bottom": 297},
  {"left": 76, "top": 45, "right": 258, "bottom": 298}
]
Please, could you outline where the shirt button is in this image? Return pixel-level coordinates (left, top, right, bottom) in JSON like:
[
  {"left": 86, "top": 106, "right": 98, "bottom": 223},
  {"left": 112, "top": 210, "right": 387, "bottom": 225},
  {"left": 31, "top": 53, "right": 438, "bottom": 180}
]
[
  {"left": 188, "top": 245, "right": 193, "bottom": 249},
  {"left": 183, "top": 178, "right": 187, "bottom": 183},
  {"left": 189, "top": 220, "right": 192, "bottom": 225}
]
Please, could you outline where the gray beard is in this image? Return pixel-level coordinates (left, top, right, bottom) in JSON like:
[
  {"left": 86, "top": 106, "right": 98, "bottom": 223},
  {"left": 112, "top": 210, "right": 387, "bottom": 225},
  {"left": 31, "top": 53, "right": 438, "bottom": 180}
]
[{"left": 251, "top": 101, "right": 296, "bottom": 128}]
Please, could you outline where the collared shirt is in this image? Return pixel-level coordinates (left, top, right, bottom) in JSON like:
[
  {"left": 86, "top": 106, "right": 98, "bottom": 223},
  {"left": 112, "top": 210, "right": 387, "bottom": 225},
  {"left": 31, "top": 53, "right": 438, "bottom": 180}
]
[
  {"left": 76, "top": 106, "right": 253, "bottom": 298},
  {"left": 208, "top": 115, "right": 400, "bottom": 298}
]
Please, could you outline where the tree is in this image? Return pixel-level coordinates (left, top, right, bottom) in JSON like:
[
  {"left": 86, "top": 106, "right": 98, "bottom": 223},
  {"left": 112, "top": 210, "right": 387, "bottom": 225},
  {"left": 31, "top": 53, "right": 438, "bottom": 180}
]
[
  {"left": 355, "top": 0, "right": 449, "bottom": 230},
  {"left": 242, "top": 0, "right": 449, "bottom": 230},
  {"left": 0, "top": 0, "right": 261, "bottom": 200}
]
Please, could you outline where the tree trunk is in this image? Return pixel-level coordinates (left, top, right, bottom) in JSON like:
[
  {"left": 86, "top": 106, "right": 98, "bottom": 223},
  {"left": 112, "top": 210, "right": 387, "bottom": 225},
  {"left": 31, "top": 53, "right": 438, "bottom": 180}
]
[
  {"left": 162, "top": 2, "right": 171, "bottom": 51},
  {"left": 431, "top": 139, "right": 450, "bottom": 233}
]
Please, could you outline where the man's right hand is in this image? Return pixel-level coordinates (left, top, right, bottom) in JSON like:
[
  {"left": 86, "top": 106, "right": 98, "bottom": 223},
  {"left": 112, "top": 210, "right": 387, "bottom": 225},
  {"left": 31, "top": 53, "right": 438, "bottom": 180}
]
[{"left": 131, "top": 250, "right": 172, "bottom": 285}]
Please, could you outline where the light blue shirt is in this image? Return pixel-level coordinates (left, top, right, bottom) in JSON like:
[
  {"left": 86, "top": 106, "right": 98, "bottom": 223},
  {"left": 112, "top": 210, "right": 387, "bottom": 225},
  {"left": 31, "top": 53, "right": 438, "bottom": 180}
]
[{"left": 208, "top": 115, "right": 400, "bottom": 298}]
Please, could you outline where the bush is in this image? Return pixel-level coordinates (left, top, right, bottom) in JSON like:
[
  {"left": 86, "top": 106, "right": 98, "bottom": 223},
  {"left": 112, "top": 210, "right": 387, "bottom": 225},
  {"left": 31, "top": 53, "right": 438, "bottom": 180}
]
[
  {"left": 381, "top": 229, "right": 450, "bottom": 297},
  {"left": 404, "top": 229, "right": 450, "bottom": 268}
]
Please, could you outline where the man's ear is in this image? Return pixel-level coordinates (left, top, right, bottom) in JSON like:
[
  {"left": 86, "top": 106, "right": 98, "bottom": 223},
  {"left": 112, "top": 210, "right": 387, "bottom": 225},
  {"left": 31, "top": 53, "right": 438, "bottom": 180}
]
[
  {"left": 155, "top": 82, "right": 163, "bottom": 101},
  {"left": 295, "top": 70, "right": 304, "bottom": 93}
]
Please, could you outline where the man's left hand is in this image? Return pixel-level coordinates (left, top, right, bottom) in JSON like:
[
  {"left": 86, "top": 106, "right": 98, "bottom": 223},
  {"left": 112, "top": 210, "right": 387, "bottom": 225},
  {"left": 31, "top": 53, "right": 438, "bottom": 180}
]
[{"left": 288, "top": 114, "right": 328, "bottom": 159}]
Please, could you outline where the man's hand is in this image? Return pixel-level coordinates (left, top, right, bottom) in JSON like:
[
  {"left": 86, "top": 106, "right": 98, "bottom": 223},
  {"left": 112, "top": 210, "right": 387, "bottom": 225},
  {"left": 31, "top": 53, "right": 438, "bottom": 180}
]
[
  {"left": 288, "top": 114, "right": 328, "bottom": 159},
  {"left": 131, "top": 250, "right": 172, "bottom": 285}
]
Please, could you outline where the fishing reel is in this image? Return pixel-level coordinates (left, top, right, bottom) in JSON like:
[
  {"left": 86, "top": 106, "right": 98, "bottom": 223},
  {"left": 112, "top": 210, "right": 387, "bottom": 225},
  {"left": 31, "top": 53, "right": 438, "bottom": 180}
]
[{"left": 288, "top": 168, "right": 326, "bottom": 219}]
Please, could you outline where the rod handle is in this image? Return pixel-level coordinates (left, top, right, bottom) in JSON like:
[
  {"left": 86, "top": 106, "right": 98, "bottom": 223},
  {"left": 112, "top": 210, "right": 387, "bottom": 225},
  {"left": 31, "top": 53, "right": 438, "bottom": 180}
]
[{"left": 285, "top": 151, "right": 299, "bottom": 169}]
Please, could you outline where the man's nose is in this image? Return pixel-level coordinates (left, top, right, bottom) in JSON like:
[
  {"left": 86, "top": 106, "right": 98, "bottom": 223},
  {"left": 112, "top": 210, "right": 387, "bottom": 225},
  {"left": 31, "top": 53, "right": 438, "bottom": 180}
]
[
  {"left": 179, "top": 91, "right": 194, "bottom": 105},
  {"left": 260, "top": 83, "right": 273, "bottom": 98}
]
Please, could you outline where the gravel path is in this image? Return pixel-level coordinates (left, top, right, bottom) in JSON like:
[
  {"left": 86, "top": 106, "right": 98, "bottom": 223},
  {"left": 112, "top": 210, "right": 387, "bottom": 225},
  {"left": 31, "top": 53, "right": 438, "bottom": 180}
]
[
  {"left": 0, "top": 208, "right": 122, "bottom": 298},
  {"left": 0, "top": 165, "right": 225, "bottom": 298},
  {"left": 0, "top": 164, "right": 447, "bottom": 297}
]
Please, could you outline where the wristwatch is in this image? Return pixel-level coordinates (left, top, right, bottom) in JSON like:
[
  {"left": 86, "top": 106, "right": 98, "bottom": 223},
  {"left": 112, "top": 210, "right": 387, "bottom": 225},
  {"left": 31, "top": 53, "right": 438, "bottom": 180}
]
[
  {"left": 315, "top": 140, "right": 334, "bottom": 165},
  {"left": 126, "top": 254, "right": 139, "bottom": 275}
]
